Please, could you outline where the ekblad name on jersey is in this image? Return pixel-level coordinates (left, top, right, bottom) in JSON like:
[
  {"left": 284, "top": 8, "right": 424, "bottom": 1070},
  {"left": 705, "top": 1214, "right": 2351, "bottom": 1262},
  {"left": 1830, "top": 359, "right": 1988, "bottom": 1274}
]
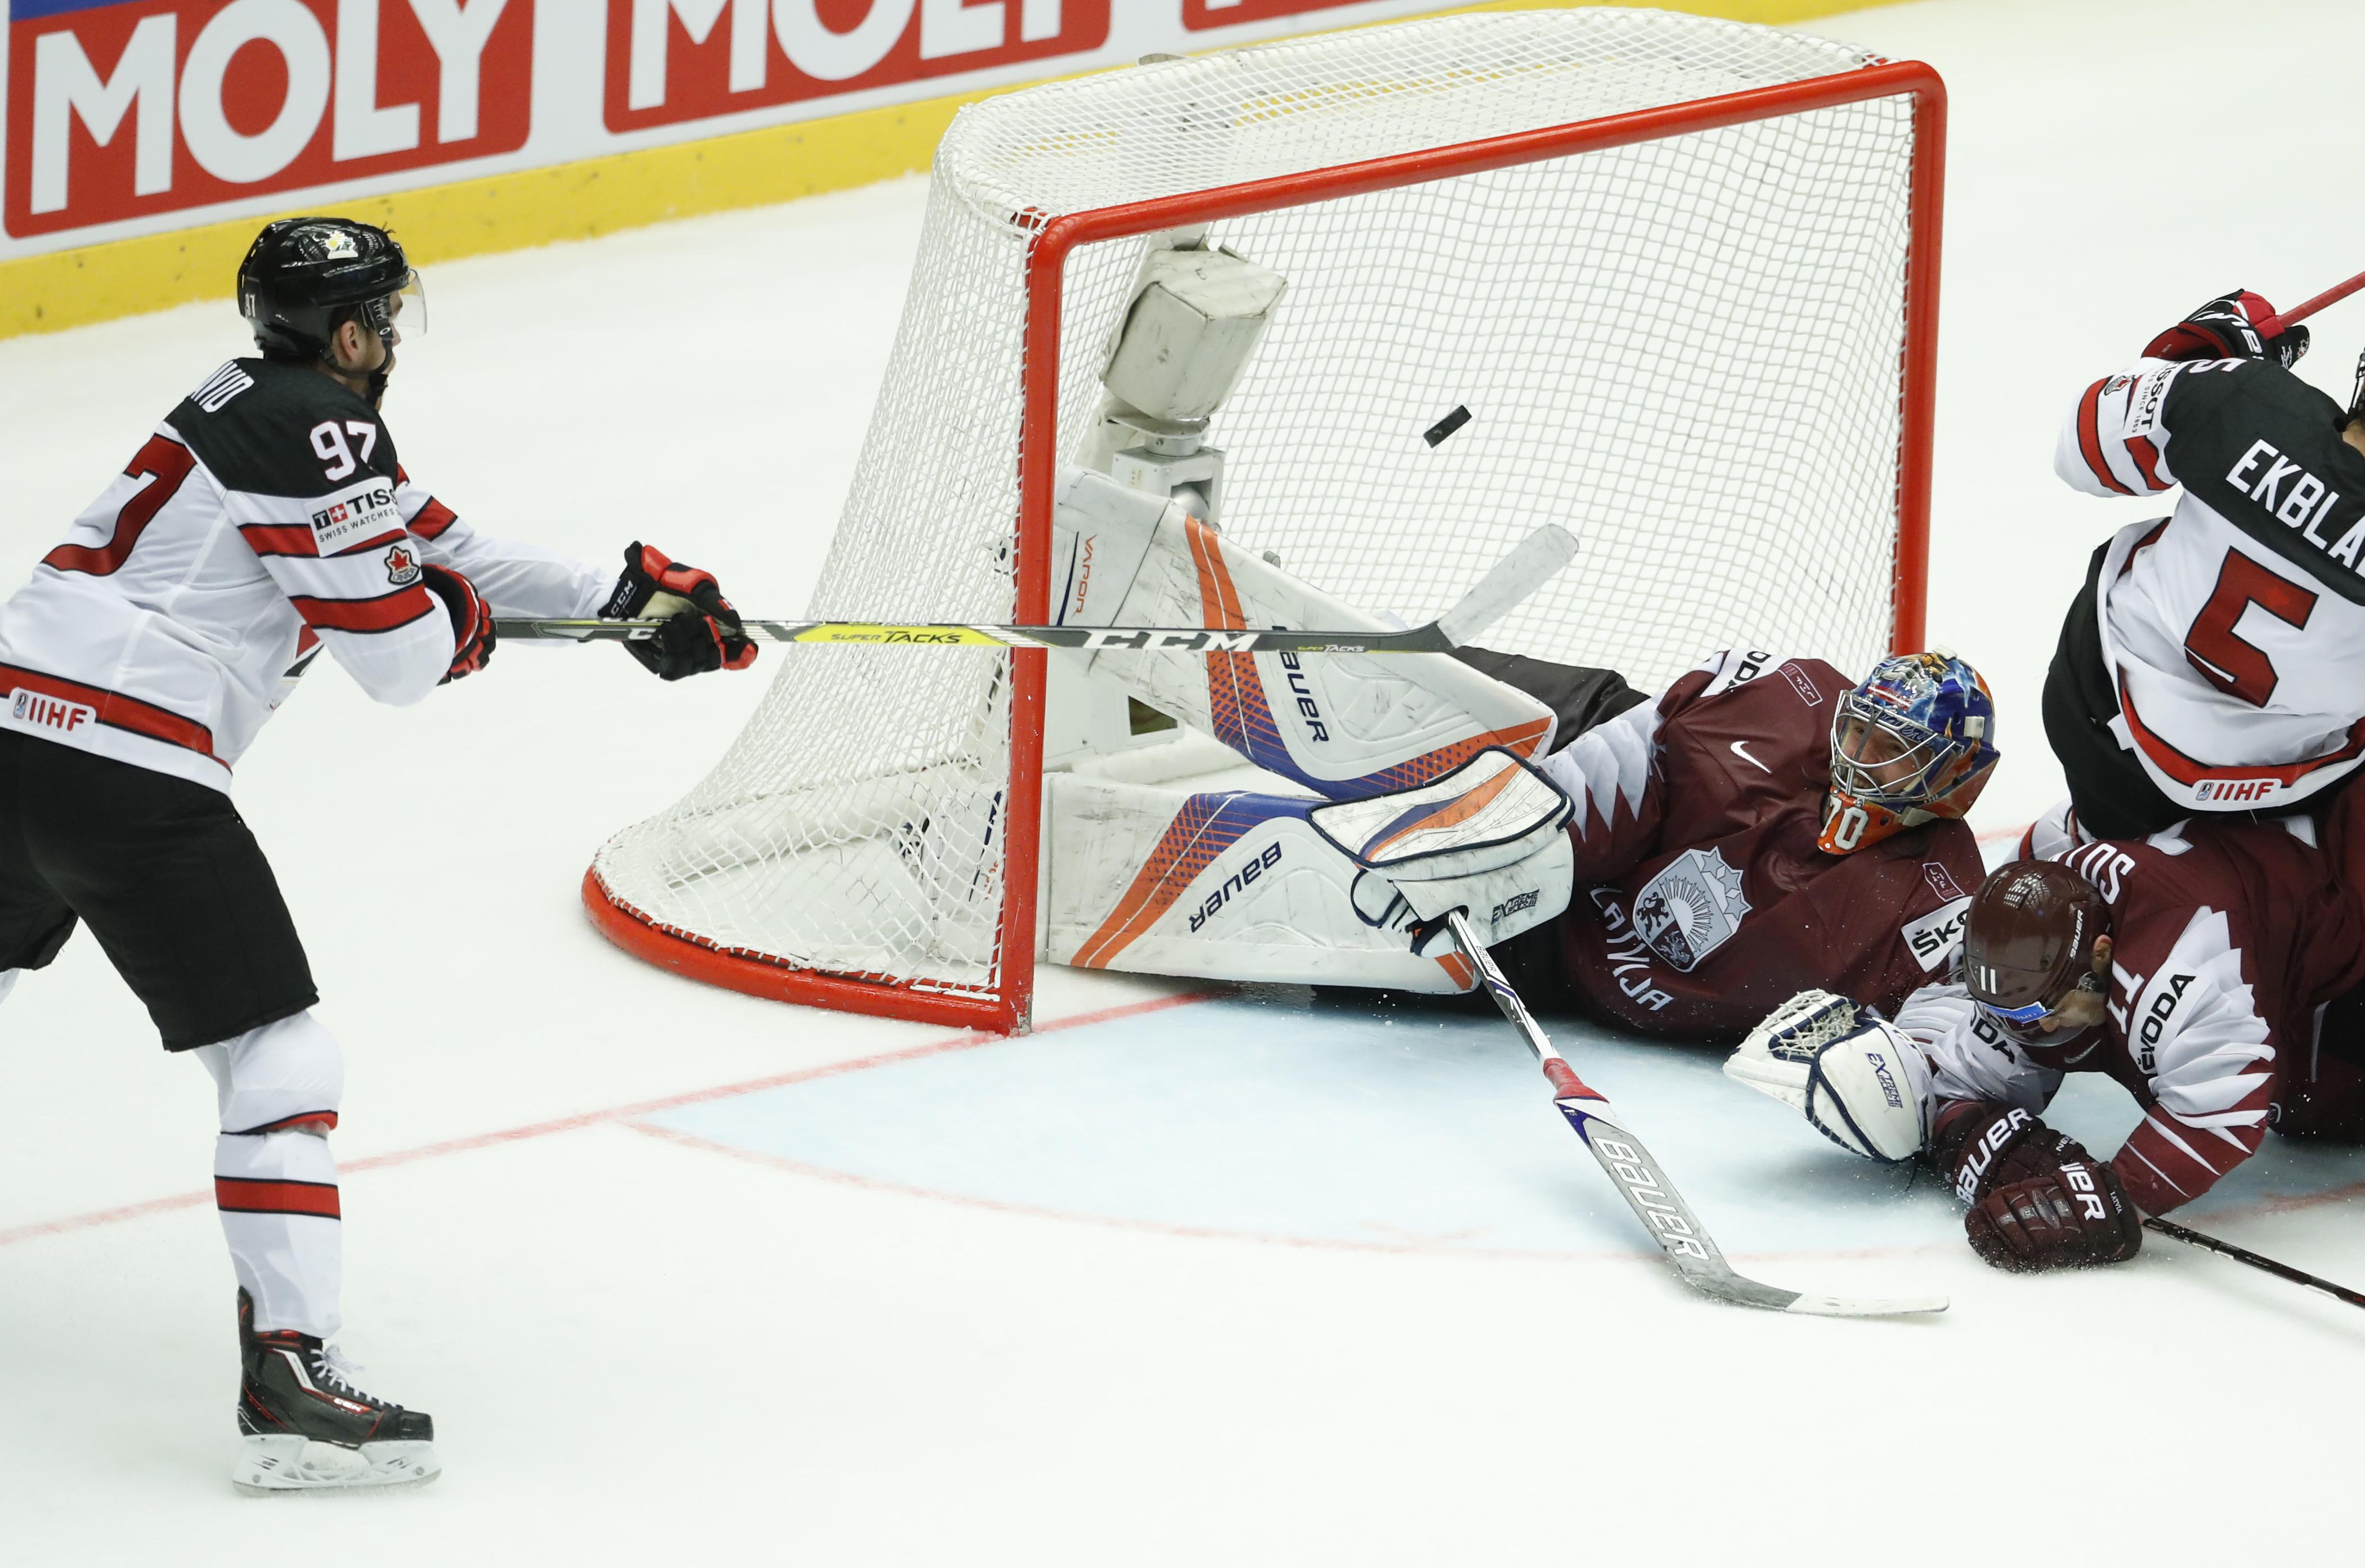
[
  {"left": 2062, "top": 355, "right": 2365, "bottom": 812},
  {"left": 1896, "top": 810, "right": 2365, "bottom": 1214},
  {"left": 1530, "top": 649, "right": 1987, "bottom": 1042},
  {"left": 0, "top": 359, "right": 608, "bottom": 791}
]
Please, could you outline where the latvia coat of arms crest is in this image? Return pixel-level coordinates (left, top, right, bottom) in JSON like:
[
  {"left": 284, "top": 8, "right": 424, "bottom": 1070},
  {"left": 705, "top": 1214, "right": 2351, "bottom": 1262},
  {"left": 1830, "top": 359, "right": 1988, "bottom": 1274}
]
[{"left": 1631, "top": 846, "right": 1752, "bottom": 971}]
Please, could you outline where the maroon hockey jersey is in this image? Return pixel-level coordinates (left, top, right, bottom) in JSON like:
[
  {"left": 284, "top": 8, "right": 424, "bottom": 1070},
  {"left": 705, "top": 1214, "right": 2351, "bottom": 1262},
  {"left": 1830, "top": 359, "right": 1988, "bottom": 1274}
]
[
  {"left": 1531, "top": 651, "right": 1987, "bottom": 1042},
  {"left": 1900, "top": 808, "right": 2365, "bottom": 1214}
]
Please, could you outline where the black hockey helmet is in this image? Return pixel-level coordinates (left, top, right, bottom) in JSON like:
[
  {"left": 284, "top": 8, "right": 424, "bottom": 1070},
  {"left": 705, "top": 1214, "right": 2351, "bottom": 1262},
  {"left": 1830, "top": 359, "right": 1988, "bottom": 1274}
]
[{"left": 237, "top": 217, "right": 423, "bottom": 364}]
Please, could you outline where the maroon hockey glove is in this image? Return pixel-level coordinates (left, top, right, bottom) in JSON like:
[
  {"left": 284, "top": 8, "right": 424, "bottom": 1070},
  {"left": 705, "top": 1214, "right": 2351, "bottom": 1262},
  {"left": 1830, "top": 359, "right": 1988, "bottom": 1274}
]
[
  {"left": 603, "top": 542, "right": 758, "bottom": 682},
  {"left": 2143, "top": 290, "right": 2309, "bottom": 368},
  {"left": 1928, "top": 1100, "right": 2142, "bottom": 1272},
  {"left": 419, "top": 563, "right": 495, "bottom": 683}
]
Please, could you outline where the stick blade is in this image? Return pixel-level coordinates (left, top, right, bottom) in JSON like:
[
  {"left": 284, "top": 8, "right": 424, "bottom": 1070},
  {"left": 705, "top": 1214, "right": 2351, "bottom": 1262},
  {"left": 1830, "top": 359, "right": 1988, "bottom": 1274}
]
[
  {"left": 1435, "top": 525, "right": 1578, "bottom": 646},
  {"left": 1779, "top": 1291, "right": 1950, "bottom": 1319},
  {"left": 1666, "top": 1257, "right": 1947, "bottom": 1318}
]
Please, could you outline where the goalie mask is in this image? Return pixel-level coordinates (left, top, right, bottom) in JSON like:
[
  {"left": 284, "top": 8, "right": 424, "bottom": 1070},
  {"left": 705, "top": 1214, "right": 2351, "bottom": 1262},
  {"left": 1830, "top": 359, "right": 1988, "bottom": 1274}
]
[
  {"left": 1818, "top": 649, "right": 1998, "bottom": 855},
  {"left": 1962, "top": 861, "right": 2109, "bottom": 1047}
]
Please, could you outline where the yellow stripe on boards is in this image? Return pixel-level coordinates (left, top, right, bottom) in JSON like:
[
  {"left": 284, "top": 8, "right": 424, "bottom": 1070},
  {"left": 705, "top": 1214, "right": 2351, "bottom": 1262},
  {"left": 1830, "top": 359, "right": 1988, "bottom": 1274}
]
[{"left": 0, "top": 0, "right": 1904, "bottom": 341}]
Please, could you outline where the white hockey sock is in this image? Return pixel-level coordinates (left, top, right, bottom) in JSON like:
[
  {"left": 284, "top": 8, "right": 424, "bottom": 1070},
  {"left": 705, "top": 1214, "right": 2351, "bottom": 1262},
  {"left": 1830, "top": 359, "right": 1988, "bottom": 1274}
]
[
  {"left": 214, "top": 1130, "right": 343, "bottom": 1338},
  {"left": 195, "top": 1013, "right": 346, "bottom": 1339}
]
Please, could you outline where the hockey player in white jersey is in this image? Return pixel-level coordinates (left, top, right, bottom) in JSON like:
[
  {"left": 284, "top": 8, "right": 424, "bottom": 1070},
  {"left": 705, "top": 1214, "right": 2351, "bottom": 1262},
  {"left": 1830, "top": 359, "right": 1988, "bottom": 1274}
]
[
  {"left": 2047, "top": 288, "right": 2365, "bottom": 837},
  {"left": 0, "top": 218, "right": 756, "bottom": 1491}
]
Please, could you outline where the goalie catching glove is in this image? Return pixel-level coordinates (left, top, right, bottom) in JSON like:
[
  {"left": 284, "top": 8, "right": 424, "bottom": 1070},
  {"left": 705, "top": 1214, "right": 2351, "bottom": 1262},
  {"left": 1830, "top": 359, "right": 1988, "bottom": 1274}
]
[
  {"left": 1309, "top": 747, "right": 1573, "bottom": 957},
  {"left": 602, "top": 543, "right": 758, "bottom": 680},
  {"left": 1725, "top": 990, "right": 1932, "bottom": 1162}
]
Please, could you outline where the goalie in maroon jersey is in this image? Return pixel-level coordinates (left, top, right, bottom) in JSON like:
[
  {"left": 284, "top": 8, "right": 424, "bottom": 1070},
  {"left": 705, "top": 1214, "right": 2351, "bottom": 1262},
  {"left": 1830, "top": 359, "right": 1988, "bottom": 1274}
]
[
  {"left": 1042, "top": 566, "right": 1998, "bottom": 1045},
  {"left": 1441, "top": 646, "right": 1999, "bottom": 1041},
  {"left": 1725, "top": 797, "right": 2365, "bottom": 1272}
]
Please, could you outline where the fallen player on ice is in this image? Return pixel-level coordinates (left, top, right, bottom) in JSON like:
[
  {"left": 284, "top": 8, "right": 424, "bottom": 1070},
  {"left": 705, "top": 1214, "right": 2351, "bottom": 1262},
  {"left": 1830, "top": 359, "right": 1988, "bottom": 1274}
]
[
  {"left": 1035, "top": 468, "right": 2000, "bottom": 1042},
  {"left": 1726, "top": 792, "right": 2365, "bottom": 1271}
]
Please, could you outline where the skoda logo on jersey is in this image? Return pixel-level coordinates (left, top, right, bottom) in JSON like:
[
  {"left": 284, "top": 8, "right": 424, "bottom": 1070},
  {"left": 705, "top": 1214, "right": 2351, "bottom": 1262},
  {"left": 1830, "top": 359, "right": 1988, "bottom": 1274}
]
[
  {"left": 1631, "top": 846, "right": 1752, "bottom": 972},
  {"left": 383, "top": 544, "right": 422, "bottom": 587}
]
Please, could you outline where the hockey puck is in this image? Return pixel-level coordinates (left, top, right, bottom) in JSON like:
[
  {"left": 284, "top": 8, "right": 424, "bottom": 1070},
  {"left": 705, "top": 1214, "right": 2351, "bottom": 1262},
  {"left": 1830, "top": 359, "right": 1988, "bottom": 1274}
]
[{"left": 1423, "top": 405, "right": 1472, "bottom": 447}]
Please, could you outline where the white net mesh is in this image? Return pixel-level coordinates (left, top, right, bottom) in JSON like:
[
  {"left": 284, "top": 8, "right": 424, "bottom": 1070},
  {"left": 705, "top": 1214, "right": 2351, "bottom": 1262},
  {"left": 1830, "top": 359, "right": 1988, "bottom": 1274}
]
[{"left": 592, "top": 8, "right": 1928, "bottom": 1012}]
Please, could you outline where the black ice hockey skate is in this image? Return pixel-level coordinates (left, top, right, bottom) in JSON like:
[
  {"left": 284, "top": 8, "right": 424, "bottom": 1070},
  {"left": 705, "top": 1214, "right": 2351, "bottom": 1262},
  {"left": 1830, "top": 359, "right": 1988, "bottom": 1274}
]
[{"left": 232, "top": 1288, "right": 440, "bottom": 1494}]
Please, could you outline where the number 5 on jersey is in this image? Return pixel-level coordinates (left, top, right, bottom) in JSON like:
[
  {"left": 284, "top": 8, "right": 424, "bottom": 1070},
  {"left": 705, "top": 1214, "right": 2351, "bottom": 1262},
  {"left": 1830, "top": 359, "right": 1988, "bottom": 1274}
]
[{"left": 2184, "top": 550, "right": 2315, "bottom": 708}]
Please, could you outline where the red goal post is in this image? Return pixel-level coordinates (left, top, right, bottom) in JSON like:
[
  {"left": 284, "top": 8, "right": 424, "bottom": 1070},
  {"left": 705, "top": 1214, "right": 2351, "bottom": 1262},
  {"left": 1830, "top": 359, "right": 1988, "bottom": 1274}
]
[{"left": 586, "top": 25, "right": 1945, "bottom": 1036}]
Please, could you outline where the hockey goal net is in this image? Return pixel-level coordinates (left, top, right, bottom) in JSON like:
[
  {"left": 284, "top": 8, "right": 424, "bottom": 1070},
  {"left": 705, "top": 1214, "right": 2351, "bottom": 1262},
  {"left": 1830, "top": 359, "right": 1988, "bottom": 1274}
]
[{"left": 585, "top": 8, "right": 1944, "bottom": 1033}]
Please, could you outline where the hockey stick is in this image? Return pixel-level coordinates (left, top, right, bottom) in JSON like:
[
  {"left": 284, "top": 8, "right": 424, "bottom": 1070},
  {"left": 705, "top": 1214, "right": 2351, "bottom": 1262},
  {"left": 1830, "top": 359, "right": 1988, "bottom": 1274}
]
[
  {"left": 1444, "top": 912, "right": 1948, "bottom": 1318},
  {"left": 2260, "top": 267, "right": 2365, "bottom": 335},
  {"left": 495, "top": 524, "right": 1578, "bottom": 656},
  {"left": 2142, "top": 1215, "right": 2365, "bottom": 1311}
]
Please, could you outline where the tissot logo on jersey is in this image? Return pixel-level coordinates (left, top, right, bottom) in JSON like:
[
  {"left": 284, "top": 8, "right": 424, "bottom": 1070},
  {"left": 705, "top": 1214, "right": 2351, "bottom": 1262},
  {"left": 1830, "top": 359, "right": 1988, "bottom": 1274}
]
[
  {"left": 7, "top": 688, "right": 95, "bottom": 734},
  {"left": 308, "top": 485, "right": 399, "bottom": 555}
]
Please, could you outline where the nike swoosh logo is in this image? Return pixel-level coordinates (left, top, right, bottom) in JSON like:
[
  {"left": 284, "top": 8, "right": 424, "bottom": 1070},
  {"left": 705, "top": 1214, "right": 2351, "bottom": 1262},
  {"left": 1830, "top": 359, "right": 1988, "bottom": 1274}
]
[{"left": 1730, "top": 740, "right": 1771, "bottom": 774}]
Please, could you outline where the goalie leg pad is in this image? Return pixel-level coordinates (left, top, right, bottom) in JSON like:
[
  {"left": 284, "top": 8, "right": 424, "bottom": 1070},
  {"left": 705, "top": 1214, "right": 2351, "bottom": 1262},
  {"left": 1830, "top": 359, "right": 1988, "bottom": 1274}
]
[
  {"left": 1050, "top": 468, "right": 1554, "bottom": 799},
  {"left": 1042, "top": 774, "right": 1474, "bottom": 992}
]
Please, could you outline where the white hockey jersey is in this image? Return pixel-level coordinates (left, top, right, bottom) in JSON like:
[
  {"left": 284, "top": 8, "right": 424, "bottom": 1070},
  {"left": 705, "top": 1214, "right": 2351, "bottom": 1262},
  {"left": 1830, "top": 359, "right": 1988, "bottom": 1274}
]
[
  {"left": 2058, "top": 355, "right": 2365, "bottom": 812},
  {"left": 0, "top": 359, "right": 608, "bottom": 792}
]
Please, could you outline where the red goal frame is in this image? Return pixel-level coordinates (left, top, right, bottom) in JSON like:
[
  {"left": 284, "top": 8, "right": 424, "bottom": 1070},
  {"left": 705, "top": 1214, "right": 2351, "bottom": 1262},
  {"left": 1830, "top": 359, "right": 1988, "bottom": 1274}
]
[{"left": 586, "top": 59, "right": 1947, "bottom": 1036}]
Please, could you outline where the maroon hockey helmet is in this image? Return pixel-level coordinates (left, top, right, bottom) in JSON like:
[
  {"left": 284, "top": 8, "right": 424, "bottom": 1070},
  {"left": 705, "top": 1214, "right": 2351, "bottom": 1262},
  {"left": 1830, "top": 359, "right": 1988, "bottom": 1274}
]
[{"left": 1962, "top": 861, "right": 2110, "bottom": 1037}]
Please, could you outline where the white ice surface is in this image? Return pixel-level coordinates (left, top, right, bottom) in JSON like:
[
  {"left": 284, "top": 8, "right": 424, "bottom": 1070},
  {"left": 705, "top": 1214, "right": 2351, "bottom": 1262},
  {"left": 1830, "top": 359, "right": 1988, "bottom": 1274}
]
[{"left": 7, "top": 1, "right": 2365, "bottom": 1560}]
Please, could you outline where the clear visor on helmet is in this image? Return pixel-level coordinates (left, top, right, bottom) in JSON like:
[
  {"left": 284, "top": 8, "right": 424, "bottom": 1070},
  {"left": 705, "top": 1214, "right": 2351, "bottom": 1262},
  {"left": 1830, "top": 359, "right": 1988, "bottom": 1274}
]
[
  {"left": 1830, "top": 705, "right": 1952, "bottom": 807},
  {"left": 1970, "top": 969, "right": 2105, "bottom": 1045},
  {"left": 387, "top": 270, "right": 425, "bottom": 341}
]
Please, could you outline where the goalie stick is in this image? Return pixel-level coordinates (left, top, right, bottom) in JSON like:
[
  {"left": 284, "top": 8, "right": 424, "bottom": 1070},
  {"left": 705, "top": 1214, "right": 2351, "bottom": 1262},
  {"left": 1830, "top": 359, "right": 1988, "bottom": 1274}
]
[
  {"left": 1445, "top": 911, "right": 1948, "bottom": 1319},
  {"left": 496, "top": 525, "right": 1578, "bottom": 656}
]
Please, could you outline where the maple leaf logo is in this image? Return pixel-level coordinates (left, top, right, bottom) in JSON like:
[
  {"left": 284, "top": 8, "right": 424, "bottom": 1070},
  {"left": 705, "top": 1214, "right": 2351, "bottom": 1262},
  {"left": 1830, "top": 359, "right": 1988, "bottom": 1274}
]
[{"left": 383, "top": 544, "right": 420, "bottom": 585}]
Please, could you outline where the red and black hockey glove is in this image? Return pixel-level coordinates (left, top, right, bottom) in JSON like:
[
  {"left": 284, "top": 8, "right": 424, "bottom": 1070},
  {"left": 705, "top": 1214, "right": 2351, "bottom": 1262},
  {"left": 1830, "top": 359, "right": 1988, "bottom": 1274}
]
[
  {"left": 1928, "top": 1100, "right": 2142, "bottom": 1272},
  {"left": 602, "top": 542, "right": 759, "bottom": 682},
  {"left": 2143, "top": 289, "right": 2309, "bottom": 368},
  {"left": 419, "top": 562, "right": 495, "bottom": 683}
]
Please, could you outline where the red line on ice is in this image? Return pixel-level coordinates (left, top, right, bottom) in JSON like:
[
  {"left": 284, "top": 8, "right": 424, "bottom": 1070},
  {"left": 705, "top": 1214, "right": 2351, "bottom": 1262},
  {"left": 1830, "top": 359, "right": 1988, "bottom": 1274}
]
[{"left": 0, "top": 988, "right": 1216, "bottom": 1248}]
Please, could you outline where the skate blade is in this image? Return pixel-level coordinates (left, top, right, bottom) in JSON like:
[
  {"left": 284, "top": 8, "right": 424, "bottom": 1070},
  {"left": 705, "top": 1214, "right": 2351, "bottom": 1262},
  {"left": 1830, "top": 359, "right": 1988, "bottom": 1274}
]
[{"left": 232, "top": 1434, "right": 441, "bottom": 1495}]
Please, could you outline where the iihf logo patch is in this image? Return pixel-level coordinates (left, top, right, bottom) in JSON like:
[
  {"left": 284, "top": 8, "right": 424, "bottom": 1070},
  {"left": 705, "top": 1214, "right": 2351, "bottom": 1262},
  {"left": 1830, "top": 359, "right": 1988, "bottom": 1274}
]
[{"left": 383, "top": 543, "right": 422, "bottom": 586}]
